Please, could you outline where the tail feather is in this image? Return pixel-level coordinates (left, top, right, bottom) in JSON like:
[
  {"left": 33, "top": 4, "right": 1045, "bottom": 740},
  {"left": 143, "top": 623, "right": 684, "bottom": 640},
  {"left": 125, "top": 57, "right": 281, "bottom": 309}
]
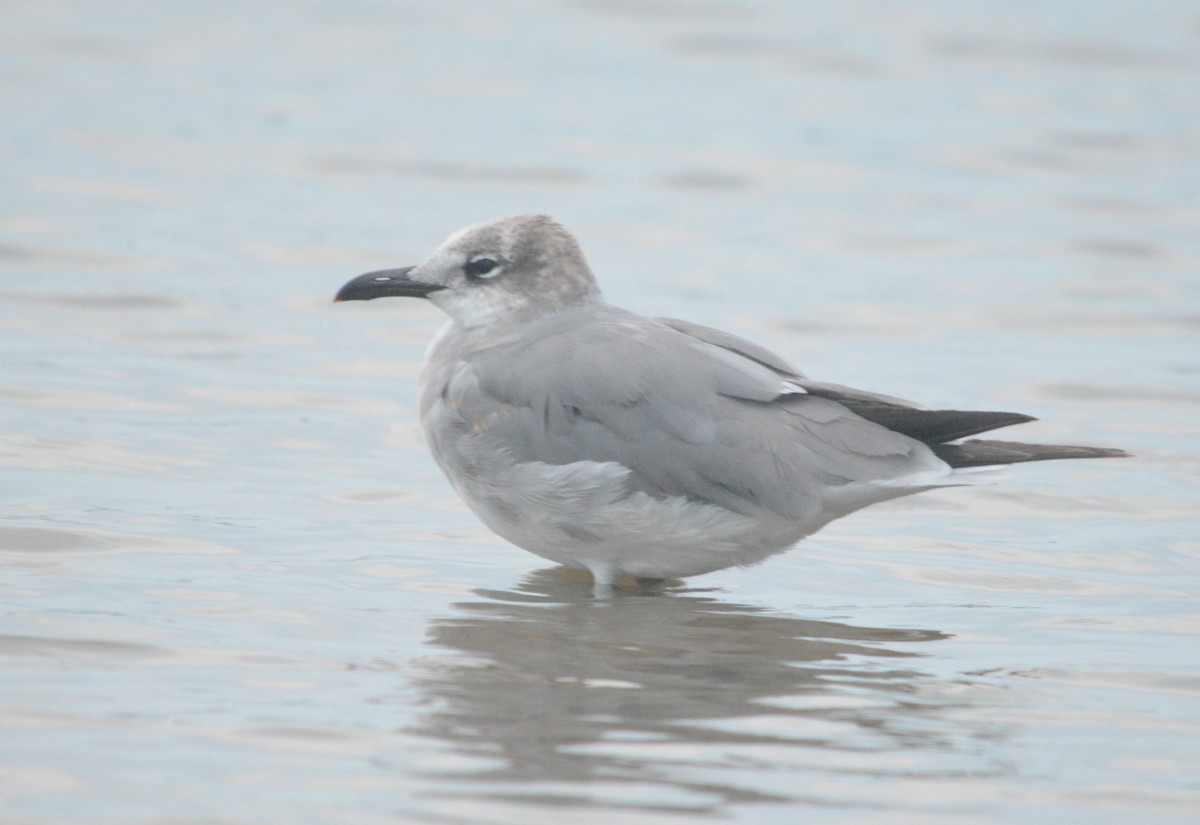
[
  {"left": 803, "top": 382, "right": 1128, "bottom": 467},
  {"left": 932, "top": 439, "right": 1130, "bottom": 468}
]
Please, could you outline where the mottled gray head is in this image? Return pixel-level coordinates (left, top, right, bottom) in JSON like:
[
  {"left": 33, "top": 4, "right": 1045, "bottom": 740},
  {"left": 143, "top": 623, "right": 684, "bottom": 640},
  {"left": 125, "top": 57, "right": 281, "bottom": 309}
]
[{"left": 336, "top": 215, "right": 602, "bottom": 328}]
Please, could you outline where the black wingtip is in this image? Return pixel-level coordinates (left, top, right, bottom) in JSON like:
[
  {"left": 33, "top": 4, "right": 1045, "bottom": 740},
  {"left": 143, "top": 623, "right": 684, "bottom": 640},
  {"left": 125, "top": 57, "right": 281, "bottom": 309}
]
[{"left": 866, "top": 408, "right": 1039, "bottom": 444}]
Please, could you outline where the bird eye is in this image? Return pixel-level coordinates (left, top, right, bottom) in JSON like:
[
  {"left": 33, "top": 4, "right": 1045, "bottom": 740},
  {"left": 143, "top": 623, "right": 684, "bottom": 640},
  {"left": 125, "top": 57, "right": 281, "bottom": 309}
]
[{"left": 464, "top": 257, "right": 501, "bottom": 279}]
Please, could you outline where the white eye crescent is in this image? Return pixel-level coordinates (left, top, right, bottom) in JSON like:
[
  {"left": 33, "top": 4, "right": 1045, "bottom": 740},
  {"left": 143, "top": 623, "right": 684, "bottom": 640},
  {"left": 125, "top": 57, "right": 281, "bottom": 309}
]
[{"left": 464, "top": 256, "right": 502, "bottom": 280}]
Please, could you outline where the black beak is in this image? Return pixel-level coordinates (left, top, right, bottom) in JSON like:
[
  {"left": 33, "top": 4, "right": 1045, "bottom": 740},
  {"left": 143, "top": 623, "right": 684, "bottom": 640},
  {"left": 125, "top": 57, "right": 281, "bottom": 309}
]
[{"left": 334, "top": 267, "right": 446, "bottom": 302}]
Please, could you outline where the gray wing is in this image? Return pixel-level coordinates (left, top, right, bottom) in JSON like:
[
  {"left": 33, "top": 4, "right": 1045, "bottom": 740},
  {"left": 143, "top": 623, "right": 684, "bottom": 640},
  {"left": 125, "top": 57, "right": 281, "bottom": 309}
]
[
  {"left": 447, "top": 311, "right": 939, "bottom": 519},
  {"left": 659, "top": 317, "right": 1037, "bottom": 441}
]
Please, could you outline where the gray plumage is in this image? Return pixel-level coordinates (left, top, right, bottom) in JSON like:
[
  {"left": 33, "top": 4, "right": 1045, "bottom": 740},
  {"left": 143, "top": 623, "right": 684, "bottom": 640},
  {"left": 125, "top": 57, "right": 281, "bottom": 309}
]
[{"left": 336, "top": 215, "right": 1126, "bottom": 589}]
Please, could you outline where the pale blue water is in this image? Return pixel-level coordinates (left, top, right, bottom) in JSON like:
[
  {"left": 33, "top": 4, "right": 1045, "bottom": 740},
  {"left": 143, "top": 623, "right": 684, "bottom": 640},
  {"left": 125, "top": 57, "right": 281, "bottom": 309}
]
[{"left": 2, "top": 1, "right": 1198, "bottom": 823}]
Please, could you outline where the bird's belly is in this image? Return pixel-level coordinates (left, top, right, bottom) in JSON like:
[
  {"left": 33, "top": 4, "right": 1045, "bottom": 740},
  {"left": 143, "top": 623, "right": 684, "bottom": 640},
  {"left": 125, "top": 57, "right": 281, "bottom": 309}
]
[
  {"left": 426, "top": 422, "right": 816, "bottom": 578},
  {"left": 469, "top": 478, "right": 812, "bottom": 578}
]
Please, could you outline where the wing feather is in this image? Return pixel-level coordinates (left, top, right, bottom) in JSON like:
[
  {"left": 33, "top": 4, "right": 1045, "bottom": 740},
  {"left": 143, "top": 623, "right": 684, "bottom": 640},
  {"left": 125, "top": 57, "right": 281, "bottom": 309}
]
[{"left": 440, "top": 308, "right": 941, "bottom": 520}]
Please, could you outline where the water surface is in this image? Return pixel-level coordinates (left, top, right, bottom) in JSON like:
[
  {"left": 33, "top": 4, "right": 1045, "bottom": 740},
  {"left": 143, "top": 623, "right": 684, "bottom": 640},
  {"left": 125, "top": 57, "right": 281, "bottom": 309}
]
[{"left": 2, "top": 1, "right": 1198, "bottom": 823}]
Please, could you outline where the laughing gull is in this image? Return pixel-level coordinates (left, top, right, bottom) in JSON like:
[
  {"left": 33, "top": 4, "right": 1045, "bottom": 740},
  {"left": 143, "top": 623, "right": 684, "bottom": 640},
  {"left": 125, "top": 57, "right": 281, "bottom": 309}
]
[{"left": 336, "top": 215, "right": 1126, "bottom": 589}]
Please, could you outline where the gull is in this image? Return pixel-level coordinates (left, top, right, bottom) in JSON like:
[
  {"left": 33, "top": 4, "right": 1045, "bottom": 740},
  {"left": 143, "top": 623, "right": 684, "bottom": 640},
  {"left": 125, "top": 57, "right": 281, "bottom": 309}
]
[{"left": 336, "top": 215, "right": 1126, "bottom": 590}]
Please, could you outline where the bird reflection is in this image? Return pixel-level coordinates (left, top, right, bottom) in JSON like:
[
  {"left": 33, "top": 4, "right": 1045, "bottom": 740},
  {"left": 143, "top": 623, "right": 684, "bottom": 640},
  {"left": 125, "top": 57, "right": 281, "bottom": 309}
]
[{"left": 406, "top": 569, "right": 1002, "bottom": 816}]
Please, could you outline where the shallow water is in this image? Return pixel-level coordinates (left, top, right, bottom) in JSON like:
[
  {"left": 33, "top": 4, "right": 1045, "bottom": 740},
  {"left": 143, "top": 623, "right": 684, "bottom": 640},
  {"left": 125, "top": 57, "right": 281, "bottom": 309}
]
[{"left": 3, "top": 1, "right": 1199, "bottom": 823}]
